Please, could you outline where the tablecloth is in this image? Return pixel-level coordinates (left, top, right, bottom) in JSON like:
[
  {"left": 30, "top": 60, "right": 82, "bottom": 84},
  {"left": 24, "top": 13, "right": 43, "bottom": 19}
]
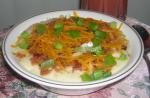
[{"left": 0, "top": 18, "right": 150, "bottom": 98}]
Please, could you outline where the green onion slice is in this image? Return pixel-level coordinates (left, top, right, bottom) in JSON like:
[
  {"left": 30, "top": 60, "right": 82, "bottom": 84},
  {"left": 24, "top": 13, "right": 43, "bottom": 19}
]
[
  {"left": 80, "top": 73, "right": 93, "bottom": 82},
  {"left": 103, "top": 54, "right": 116, "bottom": 67},
  {"left": 72, "top": 17, "right": 83, "bottom": 26},
  {"left": 92, "top": 38, "right": 100, "bottom": 47},
  {"left": 95, "top": 30, "right": 107, "bottom": 40},
  {"left": 92, "top": 69, "right": 103, "bottom": 80},
  {"left": 90, "top": 46, "right": 103, "bottom": 56},
  {"left": 21, "top": 31, "right": 30, "bottom": 39},
  {"left": 109, "top": 21, "right": 117, "bottom": 28},
  {"left": 75, "top": 46, "right": 102, "bottom": 56},
  {"left": 88, "top": 22, "right": 99, "bottom": 31},
  {"left": 53, "top": 41, "right": 63, "bottom": 50},
  {"left": 36, "top": 23, "right": 46, "bottom": 35},
  {"left": 18, "top": 39, "right": 29, "bottom": 49},
  {"left": 54, "top": 29, "right": 62, "bottom": 36},
  {"left": 40, "top": 59, "right": 55, "bottom": 69},
  {"left": 67, "top": 30, "right": 80, "bottom": 38},
  {"left": 54, "top": 23, "right": 64, "bottom": 30},
  {"left": 53, "top": 23, "right": 64, "bottom": 36},
  {"left": 119, "top": 54, "right": 127, "bottom": 61},
  {"left": 103, "top": 71, "right": 111, "bottom": 78}
]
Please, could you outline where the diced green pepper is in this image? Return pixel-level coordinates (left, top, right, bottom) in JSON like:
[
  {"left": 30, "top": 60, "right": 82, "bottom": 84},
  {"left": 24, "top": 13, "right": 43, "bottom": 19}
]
[
  {"left": 109, "top": 21, "right": 117, "bottom": 28},
  {"left": 18, "top": 39, "right": 29, "bottom": 49},
  {"left": 92, "top": 38, "right": 100, "bottom": 47},
  {"left": 88, "top": 22, "right": 99, "bottom": 31},
  {"left": 36, "top": 23, "right": 46, "bottom": 35},
  {"left": 75, "top": 46, "right": 102, "bottom": 56},
  {"left": 54, "top": 29, "right": 62, "bottom": 36},
  {"left": 40, "top": 59, "right": 55, "bottom": 69},
  {"left": 92, "top": 69, "right": 103, "bottom": 80},
  {"left": 72, "top": 17, "right": 83, "bottom": 26},
  {"left": 75, "top": 47, "right": 86, "bottom": 53},
  {"left": 54, "top": 23, "right": 64, "bottom": 30},
  {"left": 91, "top": 46, "right": 103, "bottom": 56},
  {"left": 67, "top": 30, "right": 80, "bottom": 38},
  {"left": 95, "top": 48, "right": 103, "bottom": 56},
  {"left": 53, "top": 41, "right": 63, "bottom": 50},
  {"left": 53, "top": 23, "right": 64, "bottom": 36},
  {"left": 103, "top": 71, "right": 111, "bottom": 78},
  {"left": 119, "top": 54, "right": 127, "bottom": 61},
  {"left": 103, "top": 54, "right": 116, "bottom": 67},
  {"left": 76, "top": 19, "right": 83, "bottom": 26},
  {"left": 21, "top": 31, "right": 30, "bottom": 39},
  {"left": 80, "top": 73, "right": 93, "bottom": 82},
  {"left": 95, "top": 30, "right": 107, "bottom": 40}
]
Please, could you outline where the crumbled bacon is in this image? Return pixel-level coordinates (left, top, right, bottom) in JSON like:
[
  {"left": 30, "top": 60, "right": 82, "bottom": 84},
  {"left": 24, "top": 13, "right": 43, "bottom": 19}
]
[
  {"left": 71, "top": 60, "right": 82, "bottom": 71},
  {"left": 40, "top": 68, "right": 50, "bottom": 75},
  {"left": 31, "top": 54, "right": 47, "bottom": 65}
]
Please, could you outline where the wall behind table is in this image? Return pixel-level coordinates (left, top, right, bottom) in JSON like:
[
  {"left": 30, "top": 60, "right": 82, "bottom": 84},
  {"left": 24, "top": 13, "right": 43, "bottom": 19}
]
[
  {"left": 127, "top": 0, "right": 150, "bottom": 25},
  {"left": 0, "top": 0, "right": 150, "bottom": 29},
  {"left": 0, "top": 0, "right": 79, "bottom": 29},
  {"left": 0, "top": 0, "right": 16, "bottom": 29}
]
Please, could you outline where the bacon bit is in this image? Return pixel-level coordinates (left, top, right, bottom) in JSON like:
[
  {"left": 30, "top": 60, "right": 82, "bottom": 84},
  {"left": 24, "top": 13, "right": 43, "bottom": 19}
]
[
  {"left": 71, "top": 60, "right": 82, "bottom": 71},
  {"left": 14, "top": 52, "right": 26, "bottom": 58},
  {"left": 31, "top": 54, "right": 47, "bottom": 65},
  {"left": 40, "top": 68, "right": 49, "bottom": 75}
]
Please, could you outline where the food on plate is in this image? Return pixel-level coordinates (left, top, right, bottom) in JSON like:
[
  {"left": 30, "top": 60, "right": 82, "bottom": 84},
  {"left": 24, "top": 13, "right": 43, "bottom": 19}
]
[{"left": 12, "top": 12, "right": 128, "bottom": 82}]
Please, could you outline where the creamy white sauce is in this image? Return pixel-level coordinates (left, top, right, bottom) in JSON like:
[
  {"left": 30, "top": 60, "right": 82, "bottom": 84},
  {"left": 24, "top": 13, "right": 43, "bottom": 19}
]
[
  {"left": 14, "top": 41, "right": 128, "bottom": 82},
  {"left": 18, "top": 54, "right": 128, "bottom": 82},
  {"left": 19, "top": 58, "right": 82, "bottom": 82},
  {"left": 111, "top": 60, "right": 128, "bottom": 74}
]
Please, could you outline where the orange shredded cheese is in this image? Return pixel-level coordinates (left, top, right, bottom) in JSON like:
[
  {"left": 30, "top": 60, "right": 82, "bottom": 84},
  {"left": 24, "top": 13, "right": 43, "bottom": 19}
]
[{"left": 16, "top": 16, "right": 128, "bottom": 74}]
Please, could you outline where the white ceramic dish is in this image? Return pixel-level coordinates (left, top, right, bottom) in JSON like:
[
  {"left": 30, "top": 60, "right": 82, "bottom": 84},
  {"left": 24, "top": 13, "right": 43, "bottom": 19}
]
[{"left": 2, "top": 10, "right": 144, "bottom": 95}]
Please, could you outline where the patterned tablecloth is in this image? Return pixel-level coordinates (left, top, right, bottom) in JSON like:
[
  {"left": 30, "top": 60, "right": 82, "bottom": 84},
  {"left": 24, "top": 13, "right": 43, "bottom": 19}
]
[{"left": 0, "top": 18, "right": 150, "bottom": 98}]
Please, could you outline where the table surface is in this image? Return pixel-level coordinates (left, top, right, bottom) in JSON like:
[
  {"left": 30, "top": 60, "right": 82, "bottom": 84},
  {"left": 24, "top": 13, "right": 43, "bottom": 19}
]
[{"left": 0, "top": 18, "right": 150, "bottom": 98}]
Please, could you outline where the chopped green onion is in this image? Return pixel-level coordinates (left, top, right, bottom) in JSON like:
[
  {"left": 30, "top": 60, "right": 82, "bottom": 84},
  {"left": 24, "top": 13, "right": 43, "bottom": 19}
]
[
  {"left": 75, "top": 46, "right": 91, "bottom": 53},
  {"left": 103, "top": 71, "right": 111, "bottom": 78},
  {"left": 76, "top": 19, "right": 83, "bottom": 26},
  {"left": 88, "top": 22, "right": 99, "bottom": 31},
  {"left": 36, "top": 23, "right": 46, "bottom": 35},
  {"left": 40, "top": 59, "right": 55, "bottom": 69},
  {"left": 95, "top": 48, "right": 103, "bottom": 56},
  {"left": 119, "top": 54, "right": 127, "bottom": 61},
  {"left": 18, "top": 31, "right": 30, "bottom": 49},
  {"left": 72, "top": 17, "right": 78, "bottom": 22},
  {"left": 67, "top": 30, "right": 80, "bottom": 38},
  {"left": 103, "top": 54, "right": 116, "bottom": 67},
  {"left": 80, "top": 73, "right": 93, "bottom": 82},
  {"left": 95, "top": 30, "right": 107, "bottom": 40},
  {"left": 92, "top": 38, "right": 100, "bottom": 47},
  {"left": 72, "top": 17, "right": 83, "bottom": 26},
  {"left": 75, "top": 47, "right": 86, "bottom": 53},
  {"left": 21, "top": 31, "right": 30, "bottom": 39},
  {"left": 53, "top": 23, "right": 64, "bottom": 36},
  {"left": 109, "top": 21, "right": 117, "bottom": 28},
  {"left": 18, "top": 39, "right": 29, "bottom": 49},
  {"left": 53, "top": 41, "right": 63, "bottom": 50},
  {"left": 54, "top": 23, "right": 64, "bottom": 30},
  {"left": 75, "top": 46, "right": 102, "bottom": 56},
  {"left": 54, "top": 29, "right": 62, "bottom": 36},
  {"left": 92, "top": 69, "right": 103, "bottom": 80},
  {"left": 90, "top": 46, "right": 103, "bottom": 56}
]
